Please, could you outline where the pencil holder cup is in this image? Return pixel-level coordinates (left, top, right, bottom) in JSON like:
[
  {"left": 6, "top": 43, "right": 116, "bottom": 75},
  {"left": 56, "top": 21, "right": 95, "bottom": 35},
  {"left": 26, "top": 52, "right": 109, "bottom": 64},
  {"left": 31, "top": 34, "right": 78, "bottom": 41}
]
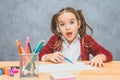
[{"left": 19, "top": 54, "right": 39, "bottom": 79}]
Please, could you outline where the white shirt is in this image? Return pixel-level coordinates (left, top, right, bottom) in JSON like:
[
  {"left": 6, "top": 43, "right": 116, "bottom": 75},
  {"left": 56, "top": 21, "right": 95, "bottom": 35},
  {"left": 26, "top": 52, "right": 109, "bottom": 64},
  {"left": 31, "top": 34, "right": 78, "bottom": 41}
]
[
  {"left": 41, "top": 35, "right": 81, "bottom": 61},
  {"left": 61, "top": 34, "right": 81, "bottom": 61}
]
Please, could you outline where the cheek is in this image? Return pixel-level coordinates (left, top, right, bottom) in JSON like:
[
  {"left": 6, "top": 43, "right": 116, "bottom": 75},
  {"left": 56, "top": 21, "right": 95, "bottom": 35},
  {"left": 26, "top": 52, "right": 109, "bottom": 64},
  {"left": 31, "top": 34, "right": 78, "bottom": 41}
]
[
  {"left": 59, "top": 28, "right": 65, "bottom": 34},
  {"left": 73, "top": 28, "right": 79, "bottom": 35}
]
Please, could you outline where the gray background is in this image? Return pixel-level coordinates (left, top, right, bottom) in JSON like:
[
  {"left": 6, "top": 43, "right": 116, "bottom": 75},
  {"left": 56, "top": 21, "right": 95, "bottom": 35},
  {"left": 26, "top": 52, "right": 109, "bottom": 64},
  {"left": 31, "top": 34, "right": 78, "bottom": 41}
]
[{"left": 0, "top": 0, "right": 120, "bottom": 61}]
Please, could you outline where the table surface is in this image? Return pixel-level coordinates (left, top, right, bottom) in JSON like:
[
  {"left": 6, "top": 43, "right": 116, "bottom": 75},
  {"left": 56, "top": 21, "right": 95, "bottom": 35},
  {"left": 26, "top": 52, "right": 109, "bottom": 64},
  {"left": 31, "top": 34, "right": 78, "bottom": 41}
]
[{"left": 0, "top": 61, "right": 120, "bottom": 80}]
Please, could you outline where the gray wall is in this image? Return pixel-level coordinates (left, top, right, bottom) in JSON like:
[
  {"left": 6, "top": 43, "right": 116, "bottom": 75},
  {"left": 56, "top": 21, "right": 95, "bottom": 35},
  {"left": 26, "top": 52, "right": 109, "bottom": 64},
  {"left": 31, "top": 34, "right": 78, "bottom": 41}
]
[{"left": 0, "top": 0, "right": 120, "bottom": 61}]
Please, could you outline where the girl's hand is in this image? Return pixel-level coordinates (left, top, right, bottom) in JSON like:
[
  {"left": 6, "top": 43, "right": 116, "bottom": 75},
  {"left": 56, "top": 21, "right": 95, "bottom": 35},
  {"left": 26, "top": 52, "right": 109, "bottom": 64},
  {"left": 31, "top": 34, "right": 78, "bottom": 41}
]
[
  {"left": 44, "top": 52, "right": 64, "bottom": 63},
  {"left": 87, "top": 54, "right": 106, "bottom": 67}
]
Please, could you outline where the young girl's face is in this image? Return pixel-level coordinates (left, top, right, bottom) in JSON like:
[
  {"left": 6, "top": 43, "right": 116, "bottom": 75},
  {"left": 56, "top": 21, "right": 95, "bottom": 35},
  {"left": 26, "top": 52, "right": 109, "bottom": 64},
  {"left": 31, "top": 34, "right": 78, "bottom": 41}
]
[{"left": 58, "top": 12, "right": 81, "bottom": 44}]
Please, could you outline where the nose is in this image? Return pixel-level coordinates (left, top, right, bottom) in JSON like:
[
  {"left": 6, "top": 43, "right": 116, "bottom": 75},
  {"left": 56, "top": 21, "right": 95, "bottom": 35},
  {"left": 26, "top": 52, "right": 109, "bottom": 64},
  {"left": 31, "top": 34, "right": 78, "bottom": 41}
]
[{"left": 66, "top": 24, "right": 70, "bottom": 30}]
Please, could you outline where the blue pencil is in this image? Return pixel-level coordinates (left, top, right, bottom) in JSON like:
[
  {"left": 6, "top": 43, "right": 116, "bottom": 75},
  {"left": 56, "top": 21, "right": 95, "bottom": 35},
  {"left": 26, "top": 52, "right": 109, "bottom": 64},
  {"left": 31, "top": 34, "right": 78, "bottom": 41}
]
[
  {"left": 25, "top": 40, "right": 44, "bottom": 70},
  {"left": 64, "top": 57, "right": 73, "bottom": 64}
]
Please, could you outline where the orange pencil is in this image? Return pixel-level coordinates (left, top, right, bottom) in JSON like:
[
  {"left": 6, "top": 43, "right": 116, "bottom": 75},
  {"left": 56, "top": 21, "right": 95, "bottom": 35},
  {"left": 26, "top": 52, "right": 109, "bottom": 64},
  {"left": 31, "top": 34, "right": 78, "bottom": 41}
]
[
  {"left": 16, "top": 40, "right": 25, "bottom": 68},
  {"left": 16, "top": 40, "right": 30, "bottom": 66},
  {"left": 16, "top": 40, "right": 25, "bottom": 54}
]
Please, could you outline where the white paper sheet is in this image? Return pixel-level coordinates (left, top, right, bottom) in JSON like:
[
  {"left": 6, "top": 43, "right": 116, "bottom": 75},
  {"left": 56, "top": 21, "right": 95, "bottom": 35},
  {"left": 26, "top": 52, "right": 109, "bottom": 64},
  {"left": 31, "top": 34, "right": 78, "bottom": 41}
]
[{"left": 38, "top": 62, "right": 99, "bottom": 73}]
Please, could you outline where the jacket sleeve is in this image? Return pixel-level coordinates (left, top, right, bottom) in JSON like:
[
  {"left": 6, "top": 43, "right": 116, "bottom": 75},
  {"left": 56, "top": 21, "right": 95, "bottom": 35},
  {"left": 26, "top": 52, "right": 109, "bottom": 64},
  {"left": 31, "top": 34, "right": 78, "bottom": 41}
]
[
  {"left": 39, "top": 35, "right": 57, "bottom": 60},
  {"left": 86, "top": 35, "right": 113, "bottom": 62}
]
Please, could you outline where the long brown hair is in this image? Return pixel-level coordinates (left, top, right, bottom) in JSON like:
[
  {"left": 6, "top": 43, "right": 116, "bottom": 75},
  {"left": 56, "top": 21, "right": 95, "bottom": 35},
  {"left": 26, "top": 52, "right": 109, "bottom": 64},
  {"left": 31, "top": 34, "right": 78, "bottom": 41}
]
[{"left": 50, "top": 7, "right": 93, "bottom": 50}]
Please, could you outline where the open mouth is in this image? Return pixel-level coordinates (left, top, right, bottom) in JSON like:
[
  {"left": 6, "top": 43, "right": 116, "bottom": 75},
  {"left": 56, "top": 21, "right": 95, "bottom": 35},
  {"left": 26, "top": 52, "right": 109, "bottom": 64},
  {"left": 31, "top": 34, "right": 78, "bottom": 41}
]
[{"left": 66, "top": 32, "right": 72, "bottom": 37}]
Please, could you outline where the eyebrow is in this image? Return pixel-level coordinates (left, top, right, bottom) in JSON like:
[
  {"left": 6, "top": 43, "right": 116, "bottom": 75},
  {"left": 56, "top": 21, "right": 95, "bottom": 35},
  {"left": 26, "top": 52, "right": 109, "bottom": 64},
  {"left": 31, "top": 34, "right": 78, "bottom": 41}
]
[{"left": 58, "top": 19, "right": 76, "bottom": 23}]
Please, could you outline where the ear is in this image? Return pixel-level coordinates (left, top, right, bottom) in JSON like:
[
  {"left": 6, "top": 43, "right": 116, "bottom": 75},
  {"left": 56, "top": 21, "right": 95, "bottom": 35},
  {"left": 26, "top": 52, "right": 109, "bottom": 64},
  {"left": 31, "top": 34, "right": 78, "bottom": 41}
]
[{"left": 77, "top": 20, "right": 81, "bottom": 29}]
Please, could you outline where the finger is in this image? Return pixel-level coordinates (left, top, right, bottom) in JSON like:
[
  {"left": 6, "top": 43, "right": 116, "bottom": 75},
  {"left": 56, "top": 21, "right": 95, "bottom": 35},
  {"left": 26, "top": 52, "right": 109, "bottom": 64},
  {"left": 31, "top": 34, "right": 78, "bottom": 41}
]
[
  {"left": 54, "top": 56, "right": 62, "bottom": 63},
  {"left": 56, "top": 52, "right": 65, "bottom": 58},
  {"left": 98, "top": 62, "right": 102, "bottom": 67},
  {"left": 90, "top": 61, "right": 94, "bottom": 66},
  {"left": 55, "top": 52, "right": 64, "bottom": 60},
  {"left": 52, "top": 54, "right": 63, "bottom": 63},
  {"left": 101, "top": 62, "right": 104, "bottom": 66},
  {"left": 94, "top": 62, "right": 98, "bottom": 67},
  {"left": 98, "top": 62, "right": 104, "bottom": 67},
  {"left": 57, "top": 55, "right": 64, "bottom": 60},
  {"left": 50, "top": 58, "right": 58, "bottom": 63}
]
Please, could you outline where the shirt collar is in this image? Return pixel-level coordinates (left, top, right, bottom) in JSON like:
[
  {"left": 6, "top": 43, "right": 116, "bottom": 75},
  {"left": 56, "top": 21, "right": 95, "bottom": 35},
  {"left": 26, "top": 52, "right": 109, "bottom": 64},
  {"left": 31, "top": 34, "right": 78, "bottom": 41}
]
[{"left": 62, "top": 34, "right": 80, "bottom": 46}]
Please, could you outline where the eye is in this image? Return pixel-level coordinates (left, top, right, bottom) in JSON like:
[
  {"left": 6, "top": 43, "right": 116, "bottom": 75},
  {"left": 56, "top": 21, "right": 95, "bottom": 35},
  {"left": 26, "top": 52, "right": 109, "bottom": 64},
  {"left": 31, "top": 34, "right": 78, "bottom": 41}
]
[
  {"left": 59, "top": 23, "right": 65, "bottom": 27},
  {"left": 70, "top": 21, "right": 75, "bottom": 24}
]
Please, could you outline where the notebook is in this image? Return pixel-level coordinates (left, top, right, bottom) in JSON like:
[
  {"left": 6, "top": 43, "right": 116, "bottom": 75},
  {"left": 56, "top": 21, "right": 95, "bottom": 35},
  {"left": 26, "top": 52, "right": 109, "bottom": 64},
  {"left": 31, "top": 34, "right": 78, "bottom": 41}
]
[{"left": 38, "top": 62, "right": 99, "bottom": 73}]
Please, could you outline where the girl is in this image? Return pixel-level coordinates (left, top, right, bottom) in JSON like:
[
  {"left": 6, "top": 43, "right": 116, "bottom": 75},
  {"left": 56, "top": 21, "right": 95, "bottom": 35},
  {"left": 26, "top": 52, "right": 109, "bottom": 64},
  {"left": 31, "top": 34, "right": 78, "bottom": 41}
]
[{"left": 39, "top": 7, "right": 112, "bottom": 67}]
